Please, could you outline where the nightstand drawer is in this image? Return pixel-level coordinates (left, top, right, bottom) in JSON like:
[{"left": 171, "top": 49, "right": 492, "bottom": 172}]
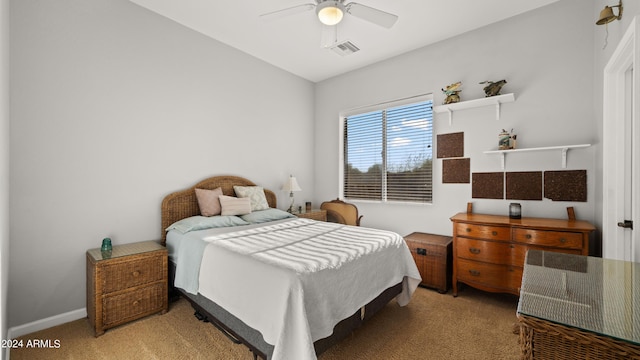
[
  {"left": 103, "top": 283, "right": 166, "bottom": 326},
  {"left": 103, "top": 255, "right": 164, "bottom": 294},
  {"left": 296, "top": 210, "right": 327, "bottom": 221}
]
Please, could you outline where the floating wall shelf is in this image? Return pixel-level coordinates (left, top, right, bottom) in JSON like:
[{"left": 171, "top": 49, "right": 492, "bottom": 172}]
[
  {"left": 484, "top": 144, "right": 591, "bottom": 169},
  {"left": 433, "top": 93, "right": 515, "bottom": 125}
]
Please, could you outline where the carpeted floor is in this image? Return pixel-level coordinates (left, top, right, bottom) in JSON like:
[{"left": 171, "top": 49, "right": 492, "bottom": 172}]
[{"left": 11, "top": 286, "right": 521, "bottom": 359}]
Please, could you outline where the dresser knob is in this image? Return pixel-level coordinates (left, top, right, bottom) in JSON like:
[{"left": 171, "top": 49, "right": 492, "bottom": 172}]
[
  {"left": 466, "top": 228, "right": 472, "bottom": 232},
  {"left": 132, "top": 300, "right": 140, "bottom": 306},
  {"left": 560, "top": 238, "right": 567, "bottom": 243},
  {"left": 525, "top": 234, "right": 532, "bottom": 239},
  {"left": 492, "top": 231, "right": 498, "bottom": 236},
  {"left": 469, "top": 248, "right": 481, "bottom": 254},
  {"left": 132, "top": 270, "right": 140, "bottom": 277},
  {"left": 469, "top": 270, "right": 480, "bottom": 276}
]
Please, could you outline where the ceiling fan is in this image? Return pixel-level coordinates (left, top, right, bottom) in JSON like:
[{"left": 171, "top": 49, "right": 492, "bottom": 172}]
[{"left": 261, "top": 0, "right": 398, "bottom": 28}]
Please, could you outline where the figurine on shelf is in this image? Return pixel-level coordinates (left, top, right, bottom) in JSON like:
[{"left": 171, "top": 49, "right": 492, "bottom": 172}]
[
  {"left": 499, "top": 129, "right": 510, "bottom": 150},
  {"left": 441, "top": 81, "right": 462, "bottom": 104},
  {"left": 480, "top": 79, "right": 507, "bottom": 97},
  {"left": 498, "top": 128, "right": 516, "bottom": 150}
]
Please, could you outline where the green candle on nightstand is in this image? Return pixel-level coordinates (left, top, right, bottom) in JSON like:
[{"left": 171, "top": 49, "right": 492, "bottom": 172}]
[
  {"left": 101, "top": 237, "right": 112, "bottom": 251},
  {"left": 101, "top": 237, "right": 112, "bottom": 258}
]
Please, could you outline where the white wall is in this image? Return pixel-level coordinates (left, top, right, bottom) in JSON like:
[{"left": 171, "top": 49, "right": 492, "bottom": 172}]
[
  {"left": 9, "top": 0, "right": 314, "bottom": 328},
  {"left": 1, "top": 0, "right": 9, "bottom": 352},
  {"left": 314, "top": 0, "right": 597, "bottom": 239}
]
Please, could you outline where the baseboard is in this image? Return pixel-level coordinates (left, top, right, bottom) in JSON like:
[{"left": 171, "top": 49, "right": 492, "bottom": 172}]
[{"left": 7, "top": 307, "right": 87, "bottom": 339}]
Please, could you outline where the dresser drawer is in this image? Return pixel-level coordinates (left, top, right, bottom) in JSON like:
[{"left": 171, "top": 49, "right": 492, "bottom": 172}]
[
  {"left": 102, "top": 255, "right": 165, "bottom": 294},
  {"left": 455, "top": 223, "right": 510, "bottom": 242},
  {"left": 455, "top": 238, "right": 512, "bottom": 265},
  {"left": 511, "top": 245, "right": 583, "bottom": 265},
  {"left": 103, "top": 283, "right": 166, "bottom": 326},
  {"left": 512, "top": 229, "right": 583, "bottom": 249},
  {"left": 456, "top": 258, "right": 522, "bottom": 292}
]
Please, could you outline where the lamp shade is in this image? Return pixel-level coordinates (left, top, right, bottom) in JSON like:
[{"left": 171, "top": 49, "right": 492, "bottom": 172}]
[
  {"left": 596, "top": 1, "right": 623, "bottom": 25},
  {"left": 317, "top": 1, "right": 344, "bottom": 26},
  {"left": 596, "top": 6, "right": 616, "bottom": 25},
  {"left": 282, "top": 175, "right": 302, "bottom": 192}
]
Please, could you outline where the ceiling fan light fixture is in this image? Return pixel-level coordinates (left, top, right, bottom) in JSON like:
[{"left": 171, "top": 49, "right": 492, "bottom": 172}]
[{"left": 317, "top": 1, "right": 344, "bottom": 26}]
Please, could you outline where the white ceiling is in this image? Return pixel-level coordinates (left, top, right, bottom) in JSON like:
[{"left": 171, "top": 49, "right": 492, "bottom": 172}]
[{"left": 129, "top": 0, "right": 561, "bottom": 83}]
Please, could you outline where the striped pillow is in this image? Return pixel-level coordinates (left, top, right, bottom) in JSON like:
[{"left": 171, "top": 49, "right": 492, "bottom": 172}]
[{"left": 219, "top": 195, "right": 252, "bottom": 216}]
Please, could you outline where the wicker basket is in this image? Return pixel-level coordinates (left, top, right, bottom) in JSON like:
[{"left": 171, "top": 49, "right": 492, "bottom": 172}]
[{"left": 518, "top": 314, "right": 640, "bottom": 360}]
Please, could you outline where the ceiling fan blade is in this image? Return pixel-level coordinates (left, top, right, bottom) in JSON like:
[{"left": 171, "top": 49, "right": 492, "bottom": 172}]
[
  {"left": 345, "top": 2, "right": 398, "bottom": 28},
  {"left": 260, "top": 3, "right": 316, "bottom": 21}
]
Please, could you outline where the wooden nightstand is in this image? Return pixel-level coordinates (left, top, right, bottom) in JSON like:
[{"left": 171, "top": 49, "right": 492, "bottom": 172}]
[
  {"left": 86, "top": 240, "right": 168, "bottom": 336},
  {"left": 404, "top": 232, "right": 453, "bottom": 293},
  {"left": 294, "top": 209, "right": 327, "bottom": 221}
]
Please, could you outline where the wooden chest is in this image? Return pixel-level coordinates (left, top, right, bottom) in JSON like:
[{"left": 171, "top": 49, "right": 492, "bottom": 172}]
[
  {"left": 404, "top": 232, "right": 453, "bottom": 293},
  {"left": 450, "top": 213, "right": 595, "bottom": 296},
  {"left": 86, "top": 241, "right": 168, "bottom": 336}
]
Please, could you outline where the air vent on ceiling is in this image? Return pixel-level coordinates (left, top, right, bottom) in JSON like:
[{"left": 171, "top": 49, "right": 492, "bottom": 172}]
[{"left": 330, "top": 40, "right": 360, "bottom": 56}]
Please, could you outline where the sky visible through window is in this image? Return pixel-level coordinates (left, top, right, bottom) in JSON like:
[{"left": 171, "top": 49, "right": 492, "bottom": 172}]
[{"left": 346, "top": 100, "right": 433, "bottom": 173}]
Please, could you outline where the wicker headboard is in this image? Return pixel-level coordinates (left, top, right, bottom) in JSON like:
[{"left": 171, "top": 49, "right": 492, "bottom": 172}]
[{"left": 160, "top": 175, "right": 277, "bottom": 244}]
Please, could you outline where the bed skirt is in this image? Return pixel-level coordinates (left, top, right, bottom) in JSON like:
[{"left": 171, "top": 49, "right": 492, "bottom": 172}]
[{"left": 169, "top": 261, "right": 402, "bottom": 359}]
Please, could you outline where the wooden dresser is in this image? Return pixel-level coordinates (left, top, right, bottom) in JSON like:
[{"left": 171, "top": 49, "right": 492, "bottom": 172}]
[
  {"left": 86, "top": 241, "right": 168, "bottom": 336},
  {"left": 450, "top": 213, "right": 595, "bottom": 297}
]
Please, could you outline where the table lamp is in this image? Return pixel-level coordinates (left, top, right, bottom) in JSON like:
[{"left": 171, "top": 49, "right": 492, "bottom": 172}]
[{"left": 282, "top": 175, "right": 302, "bottom": 213}]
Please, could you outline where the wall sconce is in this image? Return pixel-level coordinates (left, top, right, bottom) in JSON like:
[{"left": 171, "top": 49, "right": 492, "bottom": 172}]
[
  {"left": 596, "top": 0, "right": 623, "bottom": 49},
  {"left": 596, "top": 0, "right": 623, "bottom": 25},
  {"left": 281, "top": 175, "right": 302, "bottom": 213}
]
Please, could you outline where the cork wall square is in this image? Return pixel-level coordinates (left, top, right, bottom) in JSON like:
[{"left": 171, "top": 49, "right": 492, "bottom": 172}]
[
  {"left": 437, "top": 132, "right": 464, "bottom": 158},
  {"left": 443, "top": 158, "right": 470, "bottom": 183},
  {"left": 472, "top": 172, "right": 503, "bottom": 199},
  {"left": 506, "top": 171, "right": 542, "bottom": 200},
  {"left": 544, "top": 170, "right": 587, "bottom": 202}
]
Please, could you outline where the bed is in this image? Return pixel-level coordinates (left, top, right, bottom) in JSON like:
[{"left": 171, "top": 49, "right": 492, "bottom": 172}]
[{"left": 161, "top": 175, "right": 421, "bottom": 360}]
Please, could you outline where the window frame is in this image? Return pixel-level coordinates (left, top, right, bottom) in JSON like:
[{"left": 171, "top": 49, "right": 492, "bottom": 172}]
[{"left": 339, "top": 93, "right": 434, "bottom": 205}]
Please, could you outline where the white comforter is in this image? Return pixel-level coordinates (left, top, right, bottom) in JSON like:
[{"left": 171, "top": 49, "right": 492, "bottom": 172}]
[{"left": 196, "top": 218, "right": 421, "bottom": 360}]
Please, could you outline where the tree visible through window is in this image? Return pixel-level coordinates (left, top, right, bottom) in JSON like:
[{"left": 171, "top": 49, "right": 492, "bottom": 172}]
[{"left": 343, "top": 96, "right": 433, "bottom": 203}]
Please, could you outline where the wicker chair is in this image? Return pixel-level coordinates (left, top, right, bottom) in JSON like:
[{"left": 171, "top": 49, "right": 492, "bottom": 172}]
[{"left": 320, "top": 199, "right": 363, "bottom": 226}]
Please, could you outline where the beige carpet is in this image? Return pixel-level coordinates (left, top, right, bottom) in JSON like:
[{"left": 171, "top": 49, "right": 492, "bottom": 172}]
[{"left": 12, "top": 286, "right": 520, "bottom": 360}]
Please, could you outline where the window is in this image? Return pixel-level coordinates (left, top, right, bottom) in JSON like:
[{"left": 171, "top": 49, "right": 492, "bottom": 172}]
[{"left": 342, "top": 95, "right": 433, "bottom": 203}]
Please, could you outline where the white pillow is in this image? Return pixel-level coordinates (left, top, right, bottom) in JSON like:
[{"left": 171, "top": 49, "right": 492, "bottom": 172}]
[
  {"left": 219, "top": 195, "right": 252, "bottom": 216},
  {"left": 233, "top": 186, "right": 270, "bottom": 211}
]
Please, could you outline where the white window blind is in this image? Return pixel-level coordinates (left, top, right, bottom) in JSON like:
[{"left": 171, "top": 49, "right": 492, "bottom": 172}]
[{"left": 343, "top": 96, "right": 433, "bottom": 203}]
